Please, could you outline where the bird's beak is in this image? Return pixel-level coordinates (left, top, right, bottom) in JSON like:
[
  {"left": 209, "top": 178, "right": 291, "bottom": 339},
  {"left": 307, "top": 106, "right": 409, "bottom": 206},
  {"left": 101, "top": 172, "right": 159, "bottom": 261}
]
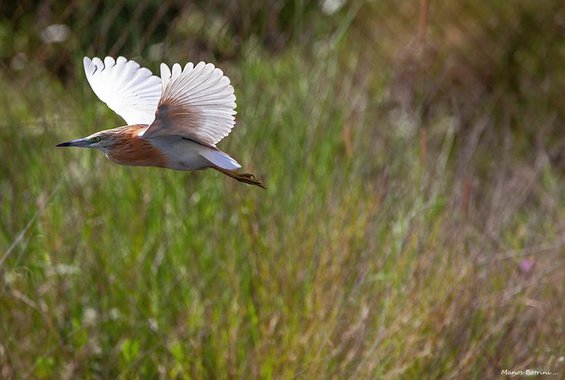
[{"left": 56, "top": 138, "right": 89, "bottom": 148}]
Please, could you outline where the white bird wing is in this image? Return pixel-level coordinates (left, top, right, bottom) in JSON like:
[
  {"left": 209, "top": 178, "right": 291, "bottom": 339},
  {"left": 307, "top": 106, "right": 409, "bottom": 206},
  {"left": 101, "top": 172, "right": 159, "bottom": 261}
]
[
  {"left": 83, "top": 56, "right": 162, "bottom": 125},
  {"left": 141, "top": 61, "right": 236, "bottom": 146}
]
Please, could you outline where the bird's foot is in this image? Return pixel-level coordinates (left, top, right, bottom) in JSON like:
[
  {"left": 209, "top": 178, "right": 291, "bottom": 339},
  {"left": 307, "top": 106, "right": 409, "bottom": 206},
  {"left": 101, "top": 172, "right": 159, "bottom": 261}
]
[{"left": 235, "top": 172, "right": 266, "bottom": 189}]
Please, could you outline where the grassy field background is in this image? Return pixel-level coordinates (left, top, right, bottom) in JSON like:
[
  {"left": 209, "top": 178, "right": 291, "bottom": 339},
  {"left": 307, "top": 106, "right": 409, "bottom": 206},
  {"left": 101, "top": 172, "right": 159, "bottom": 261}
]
[{"left": 1, "top": 1, "right": 564, "bottom": 378}]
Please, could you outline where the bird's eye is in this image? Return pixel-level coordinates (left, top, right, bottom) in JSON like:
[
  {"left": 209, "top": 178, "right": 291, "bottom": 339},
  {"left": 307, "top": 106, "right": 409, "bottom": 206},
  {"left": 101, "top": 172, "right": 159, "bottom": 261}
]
[{"left": 92, "top": 136, "right": 102, "bottom": 143}]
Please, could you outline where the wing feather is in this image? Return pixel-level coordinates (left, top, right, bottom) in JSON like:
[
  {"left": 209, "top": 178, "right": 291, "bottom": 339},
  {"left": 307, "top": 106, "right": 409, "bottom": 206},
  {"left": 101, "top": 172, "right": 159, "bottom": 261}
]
[
  {"left": 142, "top": 61, "right": 236, "bottom": 146},
  {"left": 83, "top": 56, "right": 162, "bottom": 125}
]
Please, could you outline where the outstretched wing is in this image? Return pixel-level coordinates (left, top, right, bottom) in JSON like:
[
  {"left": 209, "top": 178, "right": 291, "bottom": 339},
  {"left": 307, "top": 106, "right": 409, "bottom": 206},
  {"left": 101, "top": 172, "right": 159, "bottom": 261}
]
[
  {"left": 141, "top": 61, "right": 236, "bottom": 146},
  {"left": 83, "top": 56, "right": 162, "bottom": 125}
]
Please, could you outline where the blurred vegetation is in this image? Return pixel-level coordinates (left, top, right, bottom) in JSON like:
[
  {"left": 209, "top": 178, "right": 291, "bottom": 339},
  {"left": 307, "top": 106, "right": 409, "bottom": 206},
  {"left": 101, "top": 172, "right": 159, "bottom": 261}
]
[{"left": 1, "top": 0, "right": 564, "bottom": 378}]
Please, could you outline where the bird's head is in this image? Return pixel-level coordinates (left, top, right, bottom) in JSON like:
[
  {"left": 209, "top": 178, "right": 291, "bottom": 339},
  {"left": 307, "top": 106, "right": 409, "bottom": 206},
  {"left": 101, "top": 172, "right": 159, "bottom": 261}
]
[{"left": 56, "top": 130, "right": 118, "bottom": 153}]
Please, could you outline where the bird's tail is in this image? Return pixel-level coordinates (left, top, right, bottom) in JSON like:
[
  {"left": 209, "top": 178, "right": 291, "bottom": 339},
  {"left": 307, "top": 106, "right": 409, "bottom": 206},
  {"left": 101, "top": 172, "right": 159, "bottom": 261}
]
[{"left": 214, "top": 167, "right": 266, "bottom": 189}]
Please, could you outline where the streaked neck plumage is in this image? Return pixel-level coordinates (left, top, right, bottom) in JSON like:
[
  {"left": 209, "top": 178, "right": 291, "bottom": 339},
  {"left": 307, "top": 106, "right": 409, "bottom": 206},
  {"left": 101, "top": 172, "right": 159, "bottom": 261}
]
[{"left": 102, "top": 125, "right": 169, "bottom": 168}]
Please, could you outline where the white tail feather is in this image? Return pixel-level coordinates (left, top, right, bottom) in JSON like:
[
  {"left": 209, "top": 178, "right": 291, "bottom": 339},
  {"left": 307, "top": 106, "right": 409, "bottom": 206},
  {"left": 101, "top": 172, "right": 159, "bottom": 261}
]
[{"left": 199, "top": 149, "right": 241, "bottom": 170}]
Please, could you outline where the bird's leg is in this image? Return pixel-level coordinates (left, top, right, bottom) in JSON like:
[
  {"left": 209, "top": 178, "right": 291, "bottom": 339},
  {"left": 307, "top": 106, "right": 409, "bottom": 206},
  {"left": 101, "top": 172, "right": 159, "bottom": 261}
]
[{"left": 214, "top": 167, "right": 266, "bottom": 189}]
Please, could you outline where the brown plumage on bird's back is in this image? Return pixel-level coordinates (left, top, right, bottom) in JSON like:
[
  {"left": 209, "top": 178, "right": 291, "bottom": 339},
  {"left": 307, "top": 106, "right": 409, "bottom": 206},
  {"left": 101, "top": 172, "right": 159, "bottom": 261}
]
[{"left": 106, "top": 125, "right": 169, "bottom": 168}]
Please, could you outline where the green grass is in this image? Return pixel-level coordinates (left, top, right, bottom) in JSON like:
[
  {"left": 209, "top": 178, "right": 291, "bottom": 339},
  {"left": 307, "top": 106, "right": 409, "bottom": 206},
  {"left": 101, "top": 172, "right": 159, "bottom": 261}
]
[{"left": 0, "top": 38, "right": 564, "bottom": 379}]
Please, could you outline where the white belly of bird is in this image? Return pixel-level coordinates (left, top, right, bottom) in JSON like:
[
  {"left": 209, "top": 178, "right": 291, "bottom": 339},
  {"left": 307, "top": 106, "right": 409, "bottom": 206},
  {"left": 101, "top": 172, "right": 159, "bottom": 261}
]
[{"left": 147, "top": 136, "right": 212, "bottom": 171}]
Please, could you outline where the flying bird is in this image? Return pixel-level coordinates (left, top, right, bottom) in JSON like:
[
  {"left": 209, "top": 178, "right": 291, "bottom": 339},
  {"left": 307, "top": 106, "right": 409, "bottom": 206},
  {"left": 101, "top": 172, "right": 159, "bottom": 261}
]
[{"left": 57, "top": 56, "right": 264, "bottom": 188}]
